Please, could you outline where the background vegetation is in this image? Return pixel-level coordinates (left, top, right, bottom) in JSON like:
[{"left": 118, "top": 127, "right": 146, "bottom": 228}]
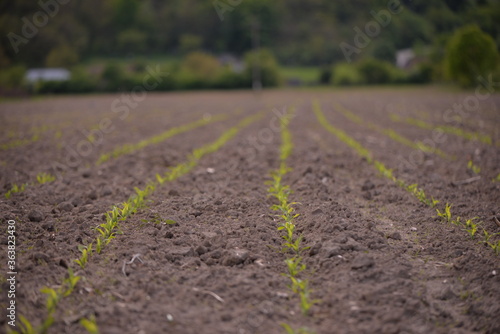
[{"left": 0, "top": 0, "right": 499, "bottom": 93}]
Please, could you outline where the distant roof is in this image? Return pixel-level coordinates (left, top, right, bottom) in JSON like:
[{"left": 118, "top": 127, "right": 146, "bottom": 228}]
[
  {"left": 396, "top": 49, "right": 415, "bottom": 69},
  {"left": 25, "top": 68, "right": 71, "bottom": 82}
]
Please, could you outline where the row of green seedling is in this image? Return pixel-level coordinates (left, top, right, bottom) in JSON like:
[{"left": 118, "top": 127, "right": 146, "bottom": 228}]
[
  {"left": 96, "top": 113, "right": 230, "bottom": 165},
  {"left": 316, "top": 102, "right": 439, "bottom": 207},
  {"left": 4, "top": 173, "right": 56, "bottom": 199},
  {"left": 437, "top": 203, "right": 500, "bottom": 255},
  {"left": 337, "top": 104, "right": 496, "bottom": 180},
  {"left": 334, "top": 103, "right": 452, "bottom": 160},
  {"left": 11, "top": 112, "right": 263, "bottom": 334},
  {"left": 267, "top": 112, "right": 317, "bottom": 334},
  {"left": 314, "top": 101, "right": 499, "bottom": 254},
  {"left": 0, "top": 133, "right": 40, "bottom": 151},
  {"left": 389, "top": 113, "right": 494, "bottom": 146}
]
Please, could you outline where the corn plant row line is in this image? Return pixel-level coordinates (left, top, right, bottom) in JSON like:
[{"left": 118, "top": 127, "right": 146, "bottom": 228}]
[
  {"left": 266, "top": 109, "right": 317, "bottom": 334},
  {"left": 10, "top": 112, "right": 263, "bottom": 334},
  {"left": 436, "top": 203, "right": 500, "bottom": 255},
  {"left": 334, "top": 103, "right": 452, "bottom": 160},
  {"left": 388, "top": 112, "right": 497, "bottom": 178},
  {"left": 4, "top": 114, "right": 230, "bottom": 200},
  {"left": 96, "top": 113, "right": 231, "bottom": 165},
  {"left": 389, "top": 113, "right": 495, "bottom": 146},
  {"left": 4, "top": 173, "right": 56, "bottom": 199},
  {"left": 0, "top": 134, "right": 40, "bottom": 151},
  {"left": 313, "top": 101, "right": 499, "bottom": 255}
]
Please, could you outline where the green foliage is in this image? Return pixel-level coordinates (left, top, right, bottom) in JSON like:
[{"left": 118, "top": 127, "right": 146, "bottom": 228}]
[
  {"left": 117, "top": 29, "right": 147, "bottom": 53},
  {"left": 175, "top": 52, "right": 221, "bottom": 89},
  {"left": 179, "top": 34, "right": 202, "bottom": 54},
  {"left": 45, "top": 45, "right": 79, "bottom": 68},
  {"left": 357, "top": 59, "right": 394, "bottom": 85},
  {"left": 100, "top": 62, "right": 127, "bottom": 90},
  {"left": 0, "top": 65, "right": 26, "bottom": 89},
  {"left": 1, "top": 0, "right": 499, "bottom": 77},
  {"left": 244, "top": 48, "right": 282, "bottom": 87},
  {"left": 331, "top": 63, "right": 363, "bottom": 86},
  {"left": 445, "top": 25, "right": 499, "bottom": 87}
]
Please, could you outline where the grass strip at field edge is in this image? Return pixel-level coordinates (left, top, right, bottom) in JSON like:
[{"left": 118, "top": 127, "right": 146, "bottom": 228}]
[
  {"left": 313, "top": 100, "right": 500, "bottom": 255},
  {"left": 9, "top": 111, "right": 264, "bottom": 334}
]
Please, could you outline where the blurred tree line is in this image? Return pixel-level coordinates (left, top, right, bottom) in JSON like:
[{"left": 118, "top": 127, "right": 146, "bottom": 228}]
[{"left": 0, "top": 0, "right": 499, "bottom": 91}]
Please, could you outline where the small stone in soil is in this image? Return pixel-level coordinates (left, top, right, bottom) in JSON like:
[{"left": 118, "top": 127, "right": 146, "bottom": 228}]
[
  {"left": 388, "top": 232, "right": 402, "bottom": 240},
  {"left": 59, "top": 201, "right": 74, "bottom": 212},
  {"left": 222, "top": 248, "right": 249, "bottom": 266},
  {"left": 100, "top": 186, "right": 113, "bottom": 197},
  {"left": 42, "top": 221, "right": 54, "bottom": 231},
  {"left": 168, "top": 189, "right": 180, "bottom": 196},
  {"left": 361, "top": 180, "right": 375, "bottom": 191},
  {"left": 28, "top": 209, "right": 44, "bottom": 222},
  {"left": 195, "top": 245, "right": 208, "bottom": 255},
  {"left": 351, "top": 254, "right": 375, "bottom": 270}
]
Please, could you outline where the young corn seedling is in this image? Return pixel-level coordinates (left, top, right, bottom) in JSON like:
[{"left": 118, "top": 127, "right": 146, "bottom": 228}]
[
  {"left": 467, "top": 160, "right": 481, "bottom": 175},
  {"left": 436, "top": 203, "right": 452, "bottom": 223},
  {"left": 489, "top": 240, "right": 500, "bottom": 255},
  {"left": 406, "top": 183, "right": 436, "bottom": 207},
  {"left": 284, "top": 257, "right": 306, "bottom": 279},
  {"left": 5, "top": 183, "right": 28, "bottom": 199},
  {"left": 75, "top": 243, "right": 93, "bottom": 268},
  {"left": 36, "top": 172, "right": 56, "bottom": 184},
  {"left": 286, "top": 276, "right": 320, "bottom": 315},
  {"left": 283, "top": 234, "right": 307, "bottom": 254},
  {"left": 482, "top": 230, "right": 500, "bottom": 255},
  {"left": 451, "top": 216, "right": 462, "bottom": 226},
  {"left": 281, "top": 323, "right": 316, "bottom": 334},
  {"left": 80, "top": 315, "right": 99, "bottom": 334},
  {"left": 463, "top": 218, "right": 479, "bottom": 239}
]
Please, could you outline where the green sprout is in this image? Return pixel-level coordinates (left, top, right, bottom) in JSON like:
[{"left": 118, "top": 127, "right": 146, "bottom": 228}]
[
  {"left": 436, "top": 203, "right": 452, "bottom": 223},
  {"left": 281, "top": 323, "right": 316, "bottom": 334},
  {"left": 36, "top": 172, "right": 56, "bottom": 184},
  {"left": 80, "top": 315, "right": 99, "bottom": 334},
  {"left": 463, "top": 217, "right": 479, "bottom": 238},
  {"left": 467, "top": 160, "right": 481, "bottom": 175},
  {"left": 5, "top": 183, "right": 28, "bottom": 199}
]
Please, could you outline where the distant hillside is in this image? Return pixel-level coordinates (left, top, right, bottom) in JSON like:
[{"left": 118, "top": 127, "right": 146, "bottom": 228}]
[{"left": 1, "top": 0, "right": 499, "bottom": 67}]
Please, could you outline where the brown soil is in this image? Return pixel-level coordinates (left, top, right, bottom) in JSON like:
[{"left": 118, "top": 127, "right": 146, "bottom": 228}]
[{"left": 1, "top": 87, "right": 499, "bottom": 334}]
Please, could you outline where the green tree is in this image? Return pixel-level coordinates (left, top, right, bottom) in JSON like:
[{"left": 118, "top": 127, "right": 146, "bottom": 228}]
[
  {"left": 244, "top": 48, "right": 281, "bottom": 87},
  {"left": 45, "top": 45, "right": 79, "bottom": 67},
  {"left": 445, "top": 25, "right": 498, "bottom": 87}
]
